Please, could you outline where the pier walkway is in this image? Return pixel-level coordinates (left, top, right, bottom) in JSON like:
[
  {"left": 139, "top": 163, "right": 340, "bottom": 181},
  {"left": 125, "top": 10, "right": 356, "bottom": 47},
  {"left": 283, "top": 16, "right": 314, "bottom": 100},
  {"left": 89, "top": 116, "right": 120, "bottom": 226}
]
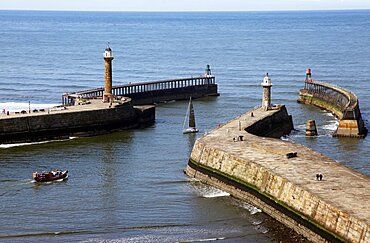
[
  {"left": 186, "top": 106, "right": 369, "bottom": 242},
  {"left": 62, "top": 75, "right": 218, "bottom": 106}
]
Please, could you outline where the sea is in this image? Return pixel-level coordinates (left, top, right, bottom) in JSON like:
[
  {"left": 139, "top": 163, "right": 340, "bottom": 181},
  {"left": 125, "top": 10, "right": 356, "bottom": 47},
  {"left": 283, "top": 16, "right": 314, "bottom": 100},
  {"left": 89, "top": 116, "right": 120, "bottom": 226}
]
[{"left": 0, "top": 10, "right": 369, "bottom": 242}]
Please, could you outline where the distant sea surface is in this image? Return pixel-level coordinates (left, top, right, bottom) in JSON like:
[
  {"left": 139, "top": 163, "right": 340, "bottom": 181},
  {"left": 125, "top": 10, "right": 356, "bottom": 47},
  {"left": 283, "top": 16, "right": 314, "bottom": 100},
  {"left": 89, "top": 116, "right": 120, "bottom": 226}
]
[{"left": 0, "top": 10, "right": 369, "bottom": 242}]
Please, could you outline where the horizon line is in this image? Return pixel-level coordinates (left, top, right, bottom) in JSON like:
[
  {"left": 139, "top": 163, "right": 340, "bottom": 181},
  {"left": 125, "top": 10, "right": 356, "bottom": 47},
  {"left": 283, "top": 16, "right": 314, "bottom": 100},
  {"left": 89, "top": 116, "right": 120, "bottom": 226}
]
[{"left": 0, "top": 8, "right": 369, "bottom": 13}]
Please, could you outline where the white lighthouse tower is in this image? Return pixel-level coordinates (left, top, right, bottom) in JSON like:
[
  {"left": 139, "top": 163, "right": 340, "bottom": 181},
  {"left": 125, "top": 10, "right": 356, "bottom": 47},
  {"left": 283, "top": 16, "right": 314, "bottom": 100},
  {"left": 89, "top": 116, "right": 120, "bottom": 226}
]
[
  {"left": 103, "top": 46, "right": 114, "bottom": 103},
  {"left": 261, "top": 73, "right": 272, "bottom": 111}
]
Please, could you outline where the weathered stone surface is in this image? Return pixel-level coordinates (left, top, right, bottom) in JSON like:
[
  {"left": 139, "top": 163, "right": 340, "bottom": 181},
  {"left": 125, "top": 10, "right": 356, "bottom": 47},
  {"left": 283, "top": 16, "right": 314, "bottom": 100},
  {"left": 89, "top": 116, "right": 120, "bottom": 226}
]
[
  {"left": 0, "top": 99, "right": 155, "bottom": 144},
  {"left": 298, "top": 80, "right": 367, "bottom": 138},
  {"left": 186, "top": 105, "right": 370, "bottom": 242}
]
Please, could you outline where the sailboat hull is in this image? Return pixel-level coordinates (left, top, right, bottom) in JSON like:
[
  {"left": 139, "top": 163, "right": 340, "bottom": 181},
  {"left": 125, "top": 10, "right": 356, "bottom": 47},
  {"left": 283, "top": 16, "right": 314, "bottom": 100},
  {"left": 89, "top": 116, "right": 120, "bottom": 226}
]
[{"left": 183, "top": 127, "right": 199, "bottom": 134}]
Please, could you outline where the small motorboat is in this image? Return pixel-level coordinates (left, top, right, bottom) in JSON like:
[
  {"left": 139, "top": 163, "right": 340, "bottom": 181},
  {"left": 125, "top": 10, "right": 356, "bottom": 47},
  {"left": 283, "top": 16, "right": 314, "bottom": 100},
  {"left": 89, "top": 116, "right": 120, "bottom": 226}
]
[{"left": 33, "top": 170, "right": 68, "bottom": 182}]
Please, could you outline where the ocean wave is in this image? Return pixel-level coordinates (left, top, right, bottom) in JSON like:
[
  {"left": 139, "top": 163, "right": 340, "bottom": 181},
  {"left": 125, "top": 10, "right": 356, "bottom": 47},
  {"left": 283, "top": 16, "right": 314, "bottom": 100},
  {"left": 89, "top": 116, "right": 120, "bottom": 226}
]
[
  {"left": 321, "top": 121, "right": 339, "bottom": 131},
  {"left": 179, "top": 237, "right": 226, "bottom": 242},
  {"left": 189, "top": 182, "right": 230, "bottom": 198},
  {"left": 202, "top": 190, "right": 230, "bottom": 198},
  {"left": 234, "top": 201, "right": 262, "bottom": 215},
  {"left": 322, "top": 111, "right": 334, "bottom": 117}
]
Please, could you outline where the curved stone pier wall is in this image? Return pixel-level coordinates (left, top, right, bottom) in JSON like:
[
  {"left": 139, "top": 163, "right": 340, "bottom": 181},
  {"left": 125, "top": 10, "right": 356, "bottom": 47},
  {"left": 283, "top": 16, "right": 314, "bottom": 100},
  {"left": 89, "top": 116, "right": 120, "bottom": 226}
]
[
  {"left": 185, "top": 106, "right": 369, "bottom": 242},
  {"left": 298, "top": 80, "right": 367, "bottom": 138}
]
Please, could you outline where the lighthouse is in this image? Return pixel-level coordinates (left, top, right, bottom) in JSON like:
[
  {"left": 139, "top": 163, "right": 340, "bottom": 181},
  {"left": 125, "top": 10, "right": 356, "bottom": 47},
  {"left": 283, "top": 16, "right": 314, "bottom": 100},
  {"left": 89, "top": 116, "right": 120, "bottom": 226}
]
[
  {"left": 261, "top": 73, "right": 272, "bottom": 111},
  {"left": 305, "top": 68, "right": 312, "bottom": 81},
  {"left": 103, "top": 46, "right": 114, "bottom": 103},
  {"left": 204, "top": 64, "right": 212, "bottom": 77}
]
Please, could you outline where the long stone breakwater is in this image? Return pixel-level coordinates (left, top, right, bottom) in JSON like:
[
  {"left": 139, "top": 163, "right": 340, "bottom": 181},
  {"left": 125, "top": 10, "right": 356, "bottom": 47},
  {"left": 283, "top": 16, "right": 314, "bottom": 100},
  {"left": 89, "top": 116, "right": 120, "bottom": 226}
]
[
  {"left": 298, "top": 75, "right": 367, "bottom": 138},
  {"left": 62, "top": 75, "right": 218, "bottom": 106},
  {"left": 185, "top": 105, "right": 370, "bottom": 242}
]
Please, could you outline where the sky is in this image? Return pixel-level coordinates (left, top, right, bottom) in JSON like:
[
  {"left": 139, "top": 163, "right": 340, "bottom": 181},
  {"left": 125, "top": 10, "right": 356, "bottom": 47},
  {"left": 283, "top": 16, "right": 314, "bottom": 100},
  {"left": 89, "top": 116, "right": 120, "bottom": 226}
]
[{"left": 0, "top": 0, "right": 369, "bottom": 11}]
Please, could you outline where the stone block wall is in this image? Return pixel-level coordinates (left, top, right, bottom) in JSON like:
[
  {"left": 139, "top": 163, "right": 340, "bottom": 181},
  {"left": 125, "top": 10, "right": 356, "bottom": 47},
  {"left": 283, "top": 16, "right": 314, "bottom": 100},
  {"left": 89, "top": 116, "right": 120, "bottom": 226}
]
[
  {"left": 188, "top": 139, "right": 369, "bottom": 242},
  {"left": 186, "top": 107, "right": 369, "bottom": 242},
  {"left": 0, "top": 102, "right": 155, "bottom": 144},
  {"left": 298, "top": 90, "right": 367, "bottom": 138}
]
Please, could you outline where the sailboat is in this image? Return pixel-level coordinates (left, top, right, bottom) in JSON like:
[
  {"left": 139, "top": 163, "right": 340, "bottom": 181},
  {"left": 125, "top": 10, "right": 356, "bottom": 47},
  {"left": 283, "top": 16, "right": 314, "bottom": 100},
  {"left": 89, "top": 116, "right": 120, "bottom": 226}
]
[{"left": 183, "top": 97, "right": 199, "bottom": 134}]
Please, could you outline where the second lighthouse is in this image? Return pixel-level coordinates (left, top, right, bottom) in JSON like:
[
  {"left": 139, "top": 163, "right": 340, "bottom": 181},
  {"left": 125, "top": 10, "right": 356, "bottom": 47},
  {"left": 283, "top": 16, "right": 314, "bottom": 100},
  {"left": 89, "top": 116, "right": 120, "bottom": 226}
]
[
  {"left": 103, "top": 46, "right": 114, "bottom": 103},
  {"left": 261, "top": 73, "right": 272, "bottom": 111}
]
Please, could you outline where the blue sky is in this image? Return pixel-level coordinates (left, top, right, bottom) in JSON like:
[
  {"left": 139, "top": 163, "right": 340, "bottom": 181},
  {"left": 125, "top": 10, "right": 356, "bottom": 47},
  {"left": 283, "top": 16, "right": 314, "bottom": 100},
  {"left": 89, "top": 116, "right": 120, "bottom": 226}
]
[{"left": 0, "top": 0, "right": 369, "bottom": 11}]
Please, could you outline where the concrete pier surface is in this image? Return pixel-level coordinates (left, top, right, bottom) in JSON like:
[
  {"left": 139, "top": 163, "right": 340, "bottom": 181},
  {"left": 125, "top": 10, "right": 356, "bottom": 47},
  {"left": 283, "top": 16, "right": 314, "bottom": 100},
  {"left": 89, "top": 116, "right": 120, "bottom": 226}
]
[
  {"left": 186, "top": 106, "right": 370, "bottom": 242},
  {"left": 0, "top": 99, "right": 155, "bottom": 144},
  {"left": 0, "top": 99, "right": 127, "bottom": 119}
]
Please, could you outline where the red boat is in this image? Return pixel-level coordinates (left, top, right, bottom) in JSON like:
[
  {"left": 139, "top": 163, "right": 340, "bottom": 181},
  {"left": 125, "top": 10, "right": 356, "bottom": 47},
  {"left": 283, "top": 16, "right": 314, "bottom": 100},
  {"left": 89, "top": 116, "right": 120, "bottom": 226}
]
[{"left": 32, "top": 170, "right": 68, "bottom": 182}]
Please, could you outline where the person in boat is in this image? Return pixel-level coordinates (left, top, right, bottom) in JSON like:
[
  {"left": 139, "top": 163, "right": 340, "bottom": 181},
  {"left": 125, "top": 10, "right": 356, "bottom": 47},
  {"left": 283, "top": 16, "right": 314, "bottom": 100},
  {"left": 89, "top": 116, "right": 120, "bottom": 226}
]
[{"left": 51, "top": 170, "right": 61, "bottom": 176}]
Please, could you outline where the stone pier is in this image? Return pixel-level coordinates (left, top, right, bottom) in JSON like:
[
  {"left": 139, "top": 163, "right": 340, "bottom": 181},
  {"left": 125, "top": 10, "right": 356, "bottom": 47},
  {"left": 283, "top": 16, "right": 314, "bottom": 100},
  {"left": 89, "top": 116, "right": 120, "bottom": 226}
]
[
  {"left": 298, "top": 76, "right": 367, "bottom": 138},
  {"left": 185, "top": 105, "right": 370, "bottom": 242}
]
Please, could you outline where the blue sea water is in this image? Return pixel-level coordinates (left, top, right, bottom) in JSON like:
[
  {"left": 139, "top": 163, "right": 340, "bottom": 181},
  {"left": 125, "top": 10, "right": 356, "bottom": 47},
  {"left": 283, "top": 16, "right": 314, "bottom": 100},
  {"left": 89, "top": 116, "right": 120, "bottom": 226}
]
[{"left": 0, "top": 10, "right": 369, "bottom": 242}]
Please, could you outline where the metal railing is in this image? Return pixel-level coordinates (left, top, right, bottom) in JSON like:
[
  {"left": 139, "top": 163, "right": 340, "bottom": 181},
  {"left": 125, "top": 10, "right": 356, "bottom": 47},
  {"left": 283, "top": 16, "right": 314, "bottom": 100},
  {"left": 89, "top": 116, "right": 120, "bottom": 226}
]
[
  {"left": 302, "top": 79, "right": 359, "bottom": 119},
  {"left": 62, "top": 75, "right": 216, "bottom": 105}
]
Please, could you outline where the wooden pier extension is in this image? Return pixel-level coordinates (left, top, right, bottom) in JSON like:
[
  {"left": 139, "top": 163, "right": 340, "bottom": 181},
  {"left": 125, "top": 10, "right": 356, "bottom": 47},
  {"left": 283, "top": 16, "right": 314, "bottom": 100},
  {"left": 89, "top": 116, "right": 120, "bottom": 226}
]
[
  {"left": 62, "top": 74, "right": 218, "bottom": 106},
  {"left": 298, "top": 76, "right": 367, "bottom": 138}
]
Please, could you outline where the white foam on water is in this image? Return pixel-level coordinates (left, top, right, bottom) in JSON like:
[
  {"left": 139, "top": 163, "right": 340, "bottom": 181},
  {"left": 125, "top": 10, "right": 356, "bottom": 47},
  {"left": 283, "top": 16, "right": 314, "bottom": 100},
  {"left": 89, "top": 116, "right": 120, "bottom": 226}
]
[
  {"left": 188, "top": 178, "right": 201, "bottom": 182},
  {"left": 252, "top": 220, "right": 263, "bottom": 226},
  {"left": 321, "top": 121, "right": 339, "bottom": 131},
  {"left": 0, "top": 140, "right": 50, "bottom": 148},
  {"left": 191, "top": 183, "right": 230, "bottom": 198},
  {"left": 0, "top": 102, "right": 58, "bottom": 112},
  {"left": 0, "top": 137, "right": 77, "bottom": 148},
  {"left": 254, "top": 225, "right": 269, "bottom": 234},
  {"left": 180, "top": 237, "right": 226, "bottom": 243},
  {"left": 237, "top": 201, "right": 262, "bottom": 215},
  {"left": 322, "top": 111, "right": 334, "bottom": 117},
  {"left": 202, "top": 190, "right": 230, "bottom": 198}
]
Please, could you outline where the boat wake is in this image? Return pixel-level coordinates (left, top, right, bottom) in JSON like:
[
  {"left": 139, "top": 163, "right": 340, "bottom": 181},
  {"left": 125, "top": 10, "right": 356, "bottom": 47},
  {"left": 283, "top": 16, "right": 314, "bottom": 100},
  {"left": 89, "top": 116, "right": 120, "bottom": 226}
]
[{"left": 0, "top": 137, "right": 77, "bottom": 149}]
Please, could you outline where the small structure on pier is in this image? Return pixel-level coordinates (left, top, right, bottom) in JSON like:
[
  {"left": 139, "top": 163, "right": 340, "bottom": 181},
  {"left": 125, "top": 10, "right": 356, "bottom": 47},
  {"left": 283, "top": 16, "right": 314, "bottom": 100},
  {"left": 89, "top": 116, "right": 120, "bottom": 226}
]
[
  {"left": 305, "top": 68, "right": 312, "bottom": 81},
  {"left": 204, "top": 64, "right": 213, "bottom": 77},
  {"left": 305, "top": 119, "right": 318, "bottom": 136},
  {"left": 103, "top": 46, "right": 114, "bottom": 103},
  {"left": 261, "top": 73, "right": 272, "bottom": 111}
]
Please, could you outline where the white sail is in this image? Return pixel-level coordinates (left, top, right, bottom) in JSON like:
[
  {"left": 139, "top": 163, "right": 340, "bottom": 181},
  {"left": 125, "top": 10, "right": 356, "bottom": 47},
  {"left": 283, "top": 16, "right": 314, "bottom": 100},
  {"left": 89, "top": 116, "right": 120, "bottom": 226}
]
[{"left": 183, "top": 97, "right": 199, "bottom": 134}]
